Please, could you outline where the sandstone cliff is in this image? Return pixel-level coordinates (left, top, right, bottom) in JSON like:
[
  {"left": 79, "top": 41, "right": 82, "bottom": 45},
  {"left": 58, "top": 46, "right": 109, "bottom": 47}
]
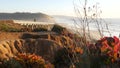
[{"left": 0, "top": 38, "right": 62, "bottom": 62}]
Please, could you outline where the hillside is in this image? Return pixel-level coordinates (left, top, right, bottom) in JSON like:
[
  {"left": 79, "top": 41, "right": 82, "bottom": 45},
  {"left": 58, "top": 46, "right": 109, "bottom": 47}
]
[
  {"left": 0, "top": 27, "right": 77, "bottom": 68},
  {"left": 0, "top": 23, "right": 119, "bottom": 68},
  {"left": 0, "top": 20, "right": 24, "bottom": 32},
  {"left": 0, "top": 18, "right": 114, "bottom": 68},
  {"left": 0, "top": 12, "right": 55, "bottom": 23}
]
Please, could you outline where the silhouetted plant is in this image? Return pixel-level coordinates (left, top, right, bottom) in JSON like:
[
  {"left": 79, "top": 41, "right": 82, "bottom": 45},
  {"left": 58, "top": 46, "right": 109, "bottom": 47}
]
[
  {"left": 33, "top": 27, "right": 48, "bottom": 32},
  {"left": 52, "top": 24, "right": 65, "bottom": 34},
  {"left": 54, "top": 45, "right": 84, "bottom": 68}
]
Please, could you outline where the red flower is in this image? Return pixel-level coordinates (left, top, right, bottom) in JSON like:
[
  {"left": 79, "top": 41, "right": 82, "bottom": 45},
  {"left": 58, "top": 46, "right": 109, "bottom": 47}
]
[{"left": 113, "top": 36, "right": 119, "bottom": 44}]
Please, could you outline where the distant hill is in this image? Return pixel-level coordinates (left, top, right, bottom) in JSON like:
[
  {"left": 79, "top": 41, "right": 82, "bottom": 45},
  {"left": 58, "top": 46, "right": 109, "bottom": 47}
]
[{"left": 0, "top": 12, "right": 55, "bottom": 23}]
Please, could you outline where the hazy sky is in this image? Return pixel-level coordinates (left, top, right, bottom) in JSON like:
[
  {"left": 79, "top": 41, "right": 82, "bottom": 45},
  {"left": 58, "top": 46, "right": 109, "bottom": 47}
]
[{"left": 0, "top": 0, "right": 119, "bottom": 18}]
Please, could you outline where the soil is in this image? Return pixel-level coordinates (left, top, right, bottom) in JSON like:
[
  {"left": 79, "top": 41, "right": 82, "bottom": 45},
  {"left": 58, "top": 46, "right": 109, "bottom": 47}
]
[{"left": 0, "top": 32, "right": 23, "bottom": 41}]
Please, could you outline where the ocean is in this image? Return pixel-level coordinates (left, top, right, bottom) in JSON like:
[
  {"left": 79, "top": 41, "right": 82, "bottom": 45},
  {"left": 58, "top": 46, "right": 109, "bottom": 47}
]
[{"left": 53, "top": 16, "right": 120, "bottom": 37}]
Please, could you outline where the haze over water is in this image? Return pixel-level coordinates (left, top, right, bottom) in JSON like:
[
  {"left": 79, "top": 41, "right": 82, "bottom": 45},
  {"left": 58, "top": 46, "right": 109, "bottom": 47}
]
[{"left": 53, "top": 16, "right": 120, "bottom": 37}]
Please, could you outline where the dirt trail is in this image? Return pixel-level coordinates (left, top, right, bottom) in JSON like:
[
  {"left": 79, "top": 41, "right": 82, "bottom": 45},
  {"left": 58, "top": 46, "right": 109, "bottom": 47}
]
[{"left": 0, "top": 32, "right": 57, "bottom": 41}]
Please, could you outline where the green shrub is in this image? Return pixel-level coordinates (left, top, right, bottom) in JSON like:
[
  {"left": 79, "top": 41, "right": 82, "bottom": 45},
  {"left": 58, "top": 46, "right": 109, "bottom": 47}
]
[
  {"left": 0, "top": 58, "right": 22, "bottom": 68},
  {"left": 0, "top": 23, "right": 21, "bottom": 32},
  {"left": 0, "top": 23, "right": 10, "bottom": 31}
]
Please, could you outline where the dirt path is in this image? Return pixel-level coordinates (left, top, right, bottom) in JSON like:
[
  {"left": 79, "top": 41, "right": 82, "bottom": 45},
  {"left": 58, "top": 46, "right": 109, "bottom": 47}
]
[{"left": 0, "top": 32, "right": 57, "bottom": 41}]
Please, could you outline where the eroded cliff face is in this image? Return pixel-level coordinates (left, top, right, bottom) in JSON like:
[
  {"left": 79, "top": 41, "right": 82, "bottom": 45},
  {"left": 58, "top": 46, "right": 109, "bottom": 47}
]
[
  {"left": 0, "top": 33, "right": 74, "bottom": 63},
  {"left": 50, "top": 35, "right": 74, "bottom": 47},
  {"left": 0, "top": 39, "right": 62, "bottom": 62}
]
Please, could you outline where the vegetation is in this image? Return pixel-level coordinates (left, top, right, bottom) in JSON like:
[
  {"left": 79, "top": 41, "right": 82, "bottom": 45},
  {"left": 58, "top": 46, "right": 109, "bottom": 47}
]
[
  {"left": 54, "top": 46, "right": 84, "bottom": 68},
  {"left": 51, "top": 24, "right": 65, "bottom": 34},
  {"left": 53, "top": 36, "right": 120, "bottom": 68},
  {"left": 0, "top": 23, "right": 21, "bottom": 32},
  {"left": 0, "top": 53, "right": 54, "bottom": 68},
  {"left": 0, "top": 20, "right": 52, "bottom": 32},
  {"left": 33, "top": 27, "right": 48, "bottom": 32},
  {"left": 0, "top": 0, "right": 117, "bottom": 68},
  {"left": 0, "top": 34, "right": 120, "bottom": 68},
  {"left": 0, "top": 20, "right": 22, "bottom": 32}
]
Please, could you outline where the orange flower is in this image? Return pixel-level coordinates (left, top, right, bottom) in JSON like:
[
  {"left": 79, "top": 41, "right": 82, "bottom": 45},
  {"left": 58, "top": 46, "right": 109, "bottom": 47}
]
[{"left": 75, "top": 47, "right": 83, "bottom": 54}]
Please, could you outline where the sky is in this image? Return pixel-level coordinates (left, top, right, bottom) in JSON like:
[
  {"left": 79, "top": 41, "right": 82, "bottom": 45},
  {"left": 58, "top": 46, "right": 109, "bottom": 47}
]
[{"left": 0, "top": 0, "right": 120, "bottom": 18}]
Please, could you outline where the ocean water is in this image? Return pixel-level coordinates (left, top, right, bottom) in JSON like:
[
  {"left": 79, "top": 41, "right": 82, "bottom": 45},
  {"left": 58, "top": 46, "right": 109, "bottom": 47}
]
[{"left": 53, "top": 16, "right": 120, "bottom": 37}]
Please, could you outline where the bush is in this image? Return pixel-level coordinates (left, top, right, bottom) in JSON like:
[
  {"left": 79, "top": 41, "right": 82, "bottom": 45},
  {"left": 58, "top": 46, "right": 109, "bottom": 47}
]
[
  {"left": 9, "top": 28, "right": 22, "bottom": 32},
  {"left": 0, "top": 23, "right": 11, "bottom": 31},
  {"left": 88, "top": 36, "right": 120, "bottom": 68},
  {"left": 33, "top": 27, "right": 48, "bottom": 32},
  {"left": 0, "top": 23, "right": 21, "bottom": 32},
  {"left": 54, "top": 36, "right": 120, "bottom": 68},
  {"left": 0, "top": 53, "right": 54, "bottom": 68},
  {"left": 54, "top": 46, "right": 84, "bottom": 68},
  {"left": 51, "top": 24, "right": 65, "bottom": 34}
]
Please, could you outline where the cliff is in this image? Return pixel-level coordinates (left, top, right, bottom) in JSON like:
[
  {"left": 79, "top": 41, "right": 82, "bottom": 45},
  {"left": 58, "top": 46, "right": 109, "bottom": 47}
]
[
  {"left": 0, "top": 12, "right": 55, "bottom": 23},
  {"left": 0, "top": 32, "right": 75, "bottom": 63}
]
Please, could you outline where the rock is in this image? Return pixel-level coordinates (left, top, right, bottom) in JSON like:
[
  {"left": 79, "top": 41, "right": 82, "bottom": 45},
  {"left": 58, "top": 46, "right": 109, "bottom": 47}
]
[{"left": 0, "top": 38, "right": 61, "bottom": 62}]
